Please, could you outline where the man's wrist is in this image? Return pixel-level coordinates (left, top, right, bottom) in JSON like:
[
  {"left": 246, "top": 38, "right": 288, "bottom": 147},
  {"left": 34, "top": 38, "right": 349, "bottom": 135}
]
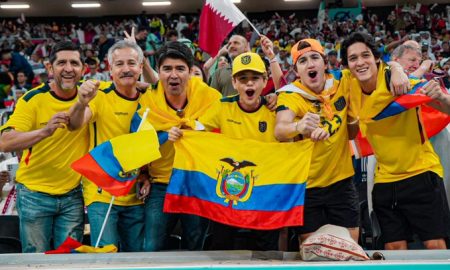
[{"left": 295, "top": 121, "right": 301, "bottom": 134}]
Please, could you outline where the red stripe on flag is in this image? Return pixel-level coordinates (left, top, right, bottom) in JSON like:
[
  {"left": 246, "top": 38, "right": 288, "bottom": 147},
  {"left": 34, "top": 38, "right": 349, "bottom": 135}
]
[
  {"left": 421, "top": 104, "right": 450, "bottom": 138},
  {"left": 163, "top": 194, "right": 304, "bottom": 230},
  {"left": 71, "top": 154, "right": 135, "bottom": 197},
  {"left": 45, "top": 237, "right": 82, "bottom": 254},
  {"left": 199, "top": 3, "right": 235, "bottom": 57}
]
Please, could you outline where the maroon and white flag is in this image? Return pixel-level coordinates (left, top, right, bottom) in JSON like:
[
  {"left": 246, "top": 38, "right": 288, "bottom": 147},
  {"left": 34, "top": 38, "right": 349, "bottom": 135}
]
[{"left": 199, "top": 0, "right": 246, "bottom": 57}]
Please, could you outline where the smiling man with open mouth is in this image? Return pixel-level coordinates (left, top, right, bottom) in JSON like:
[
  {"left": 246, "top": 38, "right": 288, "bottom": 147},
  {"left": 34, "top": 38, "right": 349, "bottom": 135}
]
[{"left": 274, "top": 38, "right": 361, "bottom": 248}]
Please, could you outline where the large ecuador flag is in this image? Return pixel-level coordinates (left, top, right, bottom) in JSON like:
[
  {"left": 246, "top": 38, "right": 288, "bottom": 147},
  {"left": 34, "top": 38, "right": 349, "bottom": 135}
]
[
  {"left": 164, "top": 131, "right": 314, "bottom": 230},
  {"left": 372, "top": 79, "right": 450, "bottom": 139},
  {"left": 199, "top": 0, "right": 246, "bottom": 57},
  {"left": 72, "top": 111, "right": 161, "bottom": 197}
]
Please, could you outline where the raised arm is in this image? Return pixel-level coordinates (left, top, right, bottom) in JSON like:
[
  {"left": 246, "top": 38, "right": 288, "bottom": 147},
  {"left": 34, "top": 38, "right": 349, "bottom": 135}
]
[
  {"left": 421, "top": 79, "right": 450, "bottom": 115},
  {"left": 203, "top": 45, "right": 228, "bottom": 75},
  {"left": 68, "top": 80, "right": 98, "bottom": 131},
  {"left": 124, "top": 27, "right": 159, "bottom": 84},
  {"left": 260, "top": 35, "right": 284, "bottom": 90},
  {"left": 410, "top": 60, "right": 433, "bottom": 79},
  {"left": 387, "top": 61, "right": 410, "bottom": 96}
]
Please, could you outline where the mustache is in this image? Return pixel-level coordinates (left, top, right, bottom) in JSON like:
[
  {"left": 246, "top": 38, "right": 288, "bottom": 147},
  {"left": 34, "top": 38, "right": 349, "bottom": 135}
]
[{"left": 120, "top": 72, "right": 135, "bottom": 78}]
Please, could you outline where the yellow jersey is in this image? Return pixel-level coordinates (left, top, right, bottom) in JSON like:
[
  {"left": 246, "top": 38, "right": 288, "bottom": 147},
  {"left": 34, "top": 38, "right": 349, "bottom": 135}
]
[
  {"left": 349, "top": 62, "right": 442, "bottom": 183},
  {"left": 1, "top": 83, "right": 89, "bottom": 195},
  {"left": 82, "top": 83, "right": 146, "bottom": 206},
  {"left": 277, "top": 72, "right": 355, "bottom": 188},
  {"left": 199, "top": 95, "right": 277, "bottom": 142}
]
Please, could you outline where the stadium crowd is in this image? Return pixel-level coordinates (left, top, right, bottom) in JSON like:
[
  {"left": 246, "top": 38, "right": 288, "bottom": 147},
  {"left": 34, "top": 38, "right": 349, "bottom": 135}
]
[{"left": 0, "top": 2, "right": 450, "bottom": 255}]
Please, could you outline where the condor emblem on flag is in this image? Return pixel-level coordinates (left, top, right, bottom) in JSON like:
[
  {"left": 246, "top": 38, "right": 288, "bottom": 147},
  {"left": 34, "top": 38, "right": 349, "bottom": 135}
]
[
  {"left": 163, "top": 131, "right": 314, "bottom": 230},
  {"left": 217, "top": 158, "right": 256, "bottom": 205}
]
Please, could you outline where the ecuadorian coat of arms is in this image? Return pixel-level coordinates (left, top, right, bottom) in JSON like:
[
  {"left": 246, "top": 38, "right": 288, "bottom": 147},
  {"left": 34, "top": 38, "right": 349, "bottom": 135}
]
[{"left": 216, "top": 158, "right": 257, "bottom": 206}]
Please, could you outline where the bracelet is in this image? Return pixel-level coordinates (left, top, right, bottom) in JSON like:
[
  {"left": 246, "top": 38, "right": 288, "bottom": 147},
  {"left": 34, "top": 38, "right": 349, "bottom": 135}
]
[
  {"left": 348, "top": 118, "right": 359, "bottom": 125},
  {"left": 270, "top": 57, "right": 278, "bottom": 63},
  {"left": 295, "top": 121, "right": 300, "bottom": 133}
]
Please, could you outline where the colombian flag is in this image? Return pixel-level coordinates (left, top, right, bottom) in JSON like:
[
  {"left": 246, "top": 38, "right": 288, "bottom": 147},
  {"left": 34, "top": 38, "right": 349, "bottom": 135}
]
[
  {"left": 164, "top": 131, "right": 314, "bottom": 230},
  {"left": 71, "top": 112, "right": 161, "bottom": 197}
]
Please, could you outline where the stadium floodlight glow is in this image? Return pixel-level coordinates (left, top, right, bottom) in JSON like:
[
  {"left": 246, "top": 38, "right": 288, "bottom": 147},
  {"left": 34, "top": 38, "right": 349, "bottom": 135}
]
[
  {"left": 142, "top": 1, "right": 171, "bottom": 6},
  {"left": 0, "top": 4, "right": 30, "bottom": 9},
  {"left": 71, "top": 3, "right": 101, "bottom": 8}
]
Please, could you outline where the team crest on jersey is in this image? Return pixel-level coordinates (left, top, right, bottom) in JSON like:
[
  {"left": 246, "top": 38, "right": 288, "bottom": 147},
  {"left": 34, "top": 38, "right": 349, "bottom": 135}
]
[
  {"left": 259, "top": 121, "right": 267, "bottom": 132},
  {"left": 216, "top": 158, "right": 257, "bottom": 206},
  {"left": 334, "top": 96, "right": 346, "bottom": 111},
  {"left": 241, "top": 55, "right": 251, "bottom": 65}
]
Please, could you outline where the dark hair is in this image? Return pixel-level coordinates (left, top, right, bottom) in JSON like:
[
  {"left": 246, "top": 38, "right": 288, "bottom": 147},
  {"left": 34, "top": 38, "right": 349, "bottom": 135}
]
[
  {"left": 192, "top": 61, "right": 207, "bottom": 82},
  {"left": 15, "top": 70, "right": 27, "bottom": 77},
  {"left": 0, "top": 49, "right": 12, "bottom": 56},
  {"left": 166, "top": 30, "right": 178, "bottom": 38},
  {"left": 0, "top": 72, "right": 12, "bottom": 85},
  {"left": 85, "top": 57, "right": 98, "bottom": 66},
  {"left": 137, "top": 24, "right": 149, "bottom": 32},
  {"left": 156, "top": 41, "right": 193, "bottom": 69},
  {"left": 49, "top": 41, "right": 83, "bottom": 64},
  {"left": 340, "top": 32, "right": 380, "bottom": 66},
  {"left": 327, "top": 50, "right": 338, "bottom": 56},
  {"left": 297, "top": 40, "right": 312, "bottom": 51}
]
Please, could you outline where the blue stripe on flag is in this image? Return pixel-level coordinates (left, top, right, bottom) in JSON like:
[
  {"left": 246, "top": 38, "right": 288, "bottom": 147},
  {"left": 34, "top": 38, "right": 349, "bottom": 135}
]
[
  {"left": 168, "top": 169, "right": 305, "bottom": 211},
  {"left": 373, "top": 81, "right": 428, "bottom": 120},
  {"left": 90, "top": 141, "right": 135, "bottom": 182},
  {"left": 157, "top": 131, "right": 168, "bottom": 145},
  {"left": 373, "top": 102, "right": 406, "bottom": 120},
  {"left": 129, "top": 107, "right": 142, "bottom": 133},
  {"left": 409, "top": 81, "right": 427, "bottom": 94}
]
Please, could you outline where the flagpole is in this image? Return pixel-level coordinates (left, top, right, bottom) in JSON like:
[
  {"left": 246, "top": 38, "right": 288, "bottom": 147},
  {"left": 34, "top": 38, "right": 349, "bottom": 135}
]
[
  {"left": 245, "top": 18, "right": 261, "bottom": 37},
  {"left": 95, "top": 195, "right": 115, "bottom": 248},
  {"left": 94, "top": 107, "right": 150, "bottom": 248}
]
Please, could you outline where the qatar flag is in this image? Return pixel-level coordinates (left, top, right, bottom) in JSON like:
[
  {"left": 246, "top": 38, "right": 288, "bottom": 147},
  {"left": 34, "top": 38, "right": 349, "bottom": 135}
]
[{"left": 199, "top": 0, "right": 246, "bottom": 57}]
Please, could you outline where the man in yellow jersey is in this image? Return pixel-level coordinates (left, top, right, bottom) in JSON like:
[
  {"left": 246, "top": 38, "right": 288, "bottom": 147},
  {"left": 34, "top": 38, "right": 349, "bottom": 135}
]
[
  {"left": 341, "top": 32, "right": 449, "bottom": 250},
  {"left": 274, "top": 39, "right": 361, "bottom": 244},
  {"left": 0, "top": 41, "right": 89, "bottom": 252},
  {"left": 68, "top": 40, "right": 147, "bottom": 251},
  {"left": 138, "top": 41, "right": 221, "bottom": 251},
  {"left": 169, "top": 52, "right": 279, "bottom": 250}
]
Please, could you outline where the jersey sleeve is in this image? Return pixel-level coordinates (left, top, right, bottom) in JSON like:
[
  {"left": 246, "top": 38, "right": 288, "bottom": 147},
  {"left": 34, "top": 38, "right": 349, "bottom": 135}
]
[
  {"left": 198, "top": 99, "right": 221, "bottom": 131},
  {"left": 1, "top": 97, "right": 35, "bottom": 132},
  {"left": 277, "top": 92, "right": 305, "bottom": 117},
  {"left": 341, "top": 69, "right": 359, "bottom": 120}
]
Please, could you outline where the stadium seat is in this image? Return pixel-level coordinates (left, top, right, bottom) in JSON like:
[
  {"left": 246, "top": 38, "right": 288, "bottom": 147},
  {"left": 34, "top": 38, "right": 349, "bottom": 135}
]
[
  {"left": 0, "top": 215, "right": 19, "bottom": 239},
  {"left": 0, "top": 236, "right": 21, "bottom": 253},
  {"left": 0, "top": 215, "right": 21, "bottom": 253}
]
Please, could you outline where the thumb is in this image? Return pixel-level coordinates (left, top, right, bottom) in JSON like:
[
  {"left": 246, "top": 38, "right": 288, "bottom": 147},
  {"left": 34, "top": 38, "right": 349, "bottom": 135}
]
[
  {"left": 92, "top": 80, "right": 101, "bottom": 90},
  {"left": 136, "top": 81, "right": 150, "bottom": 90}
]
